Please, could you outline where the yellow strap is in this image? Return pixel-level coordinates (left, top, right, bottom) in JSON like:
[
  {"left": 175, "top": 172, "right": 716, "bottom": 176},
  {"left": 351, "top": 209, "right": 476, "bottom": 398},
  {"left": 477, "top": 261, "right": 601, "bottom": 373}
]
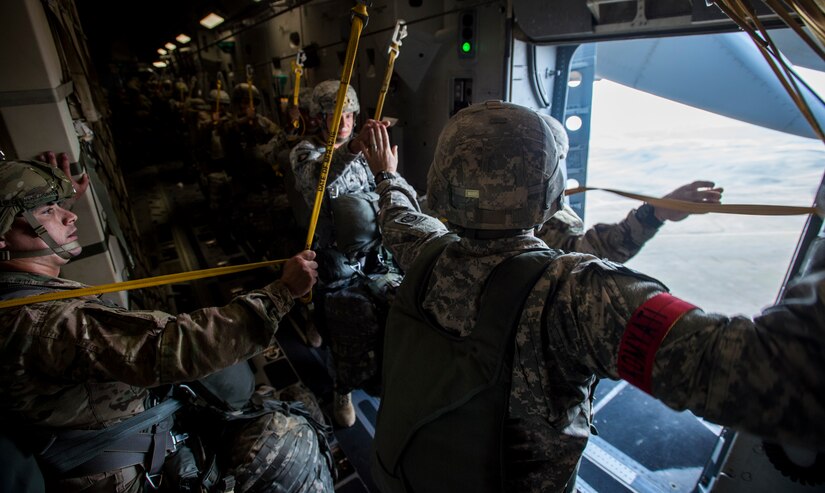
[
  {"left": 5, "top": 184, "right": 816, "bottom": 309},
  {"left": 304, "top": 2, "right": 369, "bottom": 251},
  {"left": 565, "top": 186, "right": 822, "bottom": 217},
  {"left": 214, "top": 78, "right": 222, "bottom": 123},
  {"left": 0, "top": 259, "right": 287, "bottom": 310},
  {"left": 374, "top": 20, "right": 407, "bottom": 121},
  {"left": 302, "top": 2, "right": 370, "bottom": 303},
  {"left": 246, "top": 65, "right": 255, "bottom": 116}
]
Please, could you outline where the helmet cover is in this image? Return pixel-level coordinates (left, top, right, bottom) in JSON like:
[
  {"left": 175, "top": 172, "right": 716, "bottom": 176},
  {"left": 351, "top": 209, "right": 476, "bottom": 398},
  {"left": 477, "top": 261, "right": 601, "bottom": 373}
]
[{"left": 427, "top": 100, "right": 564, "bottom": 231}]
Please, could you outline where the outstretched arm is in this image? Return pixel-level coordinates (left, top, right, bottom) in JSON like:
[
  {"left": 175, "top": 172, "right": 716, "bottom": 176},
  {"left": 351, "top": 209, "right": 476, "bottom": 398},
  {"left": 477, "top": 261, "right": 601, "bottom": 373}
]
[{"left": 538, "top": 181, "right": 723, "bottom": 262}]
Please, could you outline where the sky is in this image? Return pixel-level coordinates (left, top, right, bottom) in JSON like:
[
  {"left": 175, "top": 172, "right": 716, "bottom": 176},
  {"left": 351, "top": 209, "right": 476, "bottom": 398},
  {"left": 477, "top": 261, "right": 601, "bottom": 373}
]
[{"left": 583, "top": 67, "right": 825, "bottom": 315}]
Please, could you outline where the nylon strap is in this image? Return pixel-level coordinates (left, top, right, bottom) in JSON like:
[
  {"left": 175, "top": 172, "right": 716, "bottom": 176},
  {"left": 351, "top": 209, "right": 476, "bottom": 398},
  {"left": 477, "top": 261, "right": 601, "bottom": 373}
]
[
  {"left": 0, "top": 258, "right": 286, "bottom": 309},
  {"left": 617, "top": 292, "right": 697, "bottom": 394},
  {"left": 566, "top": 186, "right": 822, "bottom": 217},
  {"left": 304, "top": 1, "right": 370, "bottom": 252},
  {"left": 302, "top": 0, "right": 371, "bottom": 303},
  {"left": 374, "top": 20, "right": 407, "bottom": 121}
]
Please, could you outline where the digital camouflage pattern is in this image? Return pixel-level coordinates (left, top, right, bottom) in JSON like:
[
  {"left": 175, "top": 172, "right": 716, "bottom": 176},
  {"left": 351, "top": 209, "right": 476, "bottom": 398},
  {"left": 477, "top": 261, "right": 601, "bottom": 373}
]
[
  {"left": 537, "top": 202, "right": 664, "bottom": 263},
  {"left": 310, "top": 80, "right": 359, "bottom": 117},
  {"left": 539, "top": 114, "right": 569, "bottom": 160},
  {"left": 224, "top": 398, "right": 334, "bottom": 493},
  {"left": 288, "top": 102, "right": 400, "bottom": 397},
  {"left": 374, "top": 164, "right": 825, "bottom": 491},
  {"left": 322, "top": 276, "right": 396, "bottom": 395},
  {"left": 427, "top": 101, "right": 564, "bottom": 231},
  {"left": 298, "top": 86, "right": 314, "bottom": 111},
  {"left": 0, "top": 160, "right": 75, "bottom": 236},
  {"left": 0, "top": 270, "right": 339, "bottom": 493},
  {"left": 289, "top": 134, "right": 374, "bottom": 249}
]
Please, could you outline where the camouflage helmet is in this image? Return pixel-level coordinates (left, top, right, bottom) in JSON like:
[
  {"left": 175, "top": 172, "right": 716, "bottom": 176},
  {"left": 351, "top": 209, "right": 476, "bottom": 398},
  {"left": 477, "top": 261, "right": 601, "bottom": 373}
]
[
  {"left": 427, "top": 100, "right": 564, "bottom": 231},
  {"left": 311, "top": 80, "right": 359, "bottom": 117},
  {"left": 206, "top": 89, "right": 231, "bottom": 105},
  {"left": 185, "top": 97, "right": 211, "bottom": 112},
  {"left": 539, "top": 113, "right": 569, "bottom": 160},
  {"left": 298, "top": 86, "right": 314, "bottom": 111},
  {"left": 0, "top": 160, "right": 75, "bottom": 237},
  {"left": 232, "top": 83, "right": 262, "bottom": 106}
]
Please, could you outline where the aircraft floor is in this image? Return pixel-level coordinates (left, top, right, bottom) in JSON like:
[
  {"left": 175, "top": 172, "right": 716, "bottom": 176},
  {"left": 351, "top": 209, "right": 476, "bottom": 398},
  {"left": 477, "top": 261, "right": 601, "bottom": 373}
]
[{"left": 125, "top": 159, "right": 722, "bottom": 493}]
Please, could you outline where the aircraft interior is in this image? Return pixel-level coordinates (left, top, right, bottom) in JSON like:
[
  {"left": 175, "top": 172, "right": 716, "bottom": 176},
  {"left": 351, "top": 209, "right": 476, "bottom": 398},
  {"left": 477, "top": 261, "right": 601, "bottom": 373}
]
[{"left": 0, "top": 0, "right": 824, "bottom": 492}]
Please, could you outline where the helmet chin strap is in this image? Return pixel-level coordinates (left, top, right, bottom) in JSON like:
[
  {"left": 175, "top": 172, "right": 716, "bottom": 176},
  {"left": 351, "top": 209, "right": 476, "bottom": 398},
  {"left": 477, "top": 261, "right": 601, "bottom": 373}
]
[{"left": 0, "top": 210, "right": 80, "bottom": 261}]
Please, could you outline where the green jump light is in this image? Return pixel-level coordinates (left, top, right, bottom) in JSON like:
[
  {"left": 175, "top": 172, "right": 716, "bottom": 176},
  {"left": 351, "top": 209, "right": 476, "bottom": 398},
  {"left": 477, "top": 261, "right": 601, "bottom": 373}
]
[{"left": 461, "top": 41, "right": 472, "bottom": 53}]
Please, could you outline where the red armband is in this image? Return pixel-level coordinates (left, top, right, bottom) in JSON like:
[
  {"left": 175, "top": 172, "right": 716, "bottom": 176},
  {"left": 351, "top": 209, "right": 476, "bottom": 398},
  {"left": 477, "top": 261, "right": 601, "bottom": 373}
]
[{"left": 617, "top": 293, "right": 697, "bottom": 394}]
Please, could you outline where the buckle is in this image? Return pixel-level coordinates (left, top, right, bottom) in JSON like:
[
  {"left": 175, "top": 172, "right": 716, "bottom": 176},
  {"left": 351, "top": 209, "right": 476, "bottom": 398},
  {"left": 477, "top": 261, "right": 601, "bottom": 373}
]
[{"left": 145, "top": 472, "right": 163, "bottom": 490}]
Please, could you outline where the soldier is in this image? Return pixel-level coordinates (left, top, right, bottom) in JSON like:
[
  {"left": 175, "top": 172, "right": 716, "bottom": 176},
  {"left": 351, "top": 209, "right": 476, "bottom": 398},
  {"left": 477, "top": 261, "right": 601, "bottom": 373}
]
[
  {"left": 536, "top": 113, "right": 725, "bottom": 262},
  {"left": 361, "top": 102, "right": 825, "bottom": 492},
  {"left": 224, "top": 82, "right": 287, "bottom": 185},
  {"left": 0, "top": 155, "right": 333, "bottom": 492},
  {"left": 289, "top": 80, "right": 401, "bottom": 428}
]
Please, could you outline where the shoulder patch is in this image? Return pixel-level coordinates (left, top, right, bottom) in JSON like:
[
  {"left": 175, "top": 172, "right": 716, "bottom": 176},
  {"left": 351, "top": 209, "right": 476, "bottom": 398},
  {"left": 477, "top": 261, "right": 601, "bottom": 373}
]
[{"left": 395, "top": 213, "right": 426, "bottom": 226}]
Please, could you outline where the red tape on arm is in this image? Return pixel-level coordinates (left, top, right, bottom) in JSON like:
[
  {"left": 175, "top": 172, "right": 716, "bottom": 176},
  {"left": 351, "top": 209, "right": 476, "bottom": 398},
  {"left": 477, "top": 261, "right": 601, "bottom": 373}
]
[{"left": 617, "top": 292, "right": 697, "bottom": 394}]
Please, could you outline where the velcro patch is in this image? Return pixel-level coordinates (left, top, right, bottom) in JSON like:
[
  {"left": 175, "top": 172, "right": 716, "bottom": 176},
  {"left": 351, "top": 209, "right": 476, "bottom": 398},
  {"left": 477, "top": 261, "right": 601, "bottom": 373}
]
[{"left": 395, "top": 213, "right": 426, "bottom": 226}]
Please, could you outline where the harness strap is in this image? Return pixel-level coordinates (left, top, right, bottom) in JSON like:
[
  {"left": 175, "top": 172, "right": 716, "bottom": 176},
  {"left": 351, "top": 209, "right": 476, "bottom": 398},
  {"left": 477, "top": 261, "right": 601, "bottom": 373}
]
[{"left": 38, "top": 398, "right": 183, "bottom": 475}]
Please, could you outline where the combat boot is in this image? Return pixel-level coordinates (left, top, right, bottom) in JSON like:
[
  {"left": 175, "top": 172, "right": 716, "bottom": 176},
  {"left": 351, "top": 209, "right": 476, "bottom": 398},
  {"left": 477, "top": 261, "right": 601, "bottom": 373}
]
[{"left": 334, "top": 391, "right": 356, "bottom": 428}]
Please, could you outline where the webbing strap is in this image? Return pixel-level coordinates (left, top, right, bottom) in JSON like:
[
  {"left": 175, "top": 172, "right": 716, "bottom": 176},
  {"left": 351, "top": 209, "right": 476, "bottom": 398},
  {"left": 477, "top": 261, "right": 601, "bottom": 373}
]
[
  {"left": 304, "top": 1, "right": 370, "bottom": 252},
  {"left": 0, "top": 185, "right": 816, "bottom": 310},
  {"left": 566, "top": 186, "right": 822, "bottom": 217},
  {"left": 301, "top": 1, "right": 370, "bottom": 304},
  {"left": 0, "top": 258, "right": 286, "bottom": 309},
  {"left": 374, "top": 20, "right": 407, "bottom": 121},
  {"left": 39, "top": 398, "right": 183, "bottom": 475}
]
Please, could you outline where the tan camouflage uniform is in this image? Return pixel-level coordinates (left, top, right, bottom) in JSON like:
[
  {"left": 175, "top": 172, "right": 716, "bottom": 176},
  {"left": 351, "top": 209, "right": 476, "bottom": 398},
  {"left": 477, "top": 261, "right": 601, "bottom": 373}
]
[
  {"left": 375, "top": 173, "right": 825, "bottom": 492},
  {"left": 0, "top": 270, "right": 332, "bottom": 493}
]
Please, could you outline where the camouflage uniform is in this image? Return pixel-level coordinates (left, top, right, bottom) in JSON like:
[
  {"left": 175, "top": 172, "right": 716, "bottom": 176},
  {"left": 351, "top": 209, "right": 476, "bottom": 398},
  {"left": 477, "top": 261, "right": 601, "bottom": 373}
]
[
  {"left": 289, "top": 133, "right": 374, "bottom": 249},
  {"left": 372, "top": 102, "right": 825, "bottom": 492},
  {"left": 0, "top": 270, "right": 333, "bottom": 493},
  {"left": 288, "top": 82, "right": 399, "bottom": 405},
  {"left": 537, "top": 202, "right": 663, "bottom": 263}
]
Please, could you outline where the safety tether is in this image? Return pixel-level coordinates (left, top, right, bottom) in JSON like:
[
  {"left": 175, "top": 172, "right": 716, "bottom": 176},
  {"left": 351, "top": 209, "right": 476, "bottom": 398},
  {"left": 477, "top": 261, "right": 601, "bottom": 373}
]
[
  {"left": 0, "top": 259, "right": 286, "bottom": 310},
  {"left": 374, "top": 20, "right": 407, "bottom": 121},
  {"left": 0, "top": 185, "right": 818, "bottom": 309},
  {"left": 213, "top": 73, "right": 226, "bottom": 125},
  {"left": 301, "top": 1, "right": 371, "bottom": 302},
  {"left": 291, "top": 50, "right": 307, "bottom": 132},
  {"left": 565, "top": 186, "right": 823, "bottom": 217},
  {"left": 245, "top": 64, "right": 255, "bottom": 121}
]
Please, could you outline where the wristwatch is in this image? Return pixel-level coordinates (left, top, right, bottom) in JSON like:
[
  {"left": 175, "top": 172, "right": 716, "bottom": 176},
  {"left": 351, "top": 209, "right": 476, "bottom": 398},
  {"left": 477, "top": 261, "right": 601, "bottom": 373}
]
[
  {"left": 374, "top": 170, "right": 397, "bottom": 185},
  {"left": 635, "top": 203, "right": 664, "bottom": 228}
]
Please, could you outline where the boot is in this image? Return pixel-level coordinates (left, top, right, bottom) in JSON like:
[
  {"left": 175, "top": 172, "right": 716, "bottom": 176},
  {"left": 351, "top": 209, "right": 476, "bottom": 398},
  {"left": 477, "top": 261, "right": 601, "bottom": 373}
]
[{"left": 334, "top": 391, "right": 356, "bottom": 428}]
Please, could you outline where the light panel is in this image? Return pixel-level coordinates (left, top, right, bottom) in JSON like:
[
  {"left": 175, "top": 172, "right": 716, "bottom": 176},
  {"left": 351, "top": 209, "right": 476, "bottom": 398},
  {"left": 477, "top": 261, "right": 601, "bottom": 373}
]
[
  {"left": 176, "top": 33, "right": 192, "bottom": 44},
  {"left": 200, "top": 13, "right": 225, "bottom": 29},
  {"left": 165, "top": 42, "right": 177, "bottom": 51}
]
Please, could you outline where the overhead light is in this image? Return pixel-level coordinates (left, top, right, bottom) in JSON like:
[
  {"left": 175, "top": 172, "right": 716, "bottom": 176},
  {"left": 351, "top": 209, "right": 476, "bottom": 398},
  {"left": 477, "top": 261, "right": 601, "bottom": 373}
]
[
  {"left": 157, "top": 48, "right": 167, "bottom": 55},
  {"left": 200, "top": 13, "right": 225, "bottom": 29},
  {"left": 165, "top": 42, "right": 177, "bottom": 51},
  {"left": 176, "top": 33, "right": 191, "bottom": 44},
  {"left": 153, "top": 61, "right": 168, "bottom": 68}
]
